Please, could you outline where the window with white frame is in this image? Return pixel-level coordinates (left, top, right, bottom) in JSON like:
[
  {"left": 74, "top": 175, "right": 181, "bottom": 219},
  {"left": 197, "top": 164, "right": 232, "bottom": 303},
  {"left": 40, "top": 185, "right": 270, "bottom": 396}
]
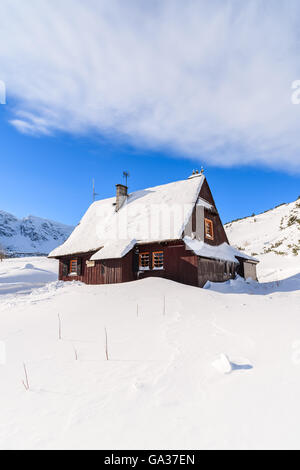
[
  {"left": 139, "top": 252, "right": 150, "bottom": 270},
  {"left": 153, "top": 251, "right": 164, "bottom": 270}
]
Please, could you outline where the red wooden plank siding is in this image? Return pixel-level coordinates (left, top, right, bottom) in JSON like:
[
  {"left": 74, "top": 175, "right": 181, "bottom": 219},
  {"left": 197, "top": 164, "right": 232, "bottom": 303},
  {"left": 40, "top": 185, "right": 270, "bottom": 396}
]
[
  {"left": 203, "top": 207, "right": 228, "bottom": 246},
  {"left": 58, "top": 250, "right": 135, "bottom": 285},
  {"left": 199, "top": 178, "right": 229, "bottom": 246},
  {"left": 58, "top": 241, "right": 199, "bottom": 287},
  {"left": 137, "top": 241, "right": 198, "bottom": 287}
]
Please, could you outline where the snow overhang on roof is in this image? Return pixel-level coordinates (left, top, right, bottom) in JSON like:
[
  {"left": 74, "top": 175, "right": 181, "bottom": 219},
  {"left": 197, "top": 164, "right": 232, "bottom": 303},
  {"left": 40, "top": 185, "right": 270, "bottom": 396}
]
[
  {"left": 196, "top": 197, "right": 215, "bottom": 211},
  {"left": 90, "top": 239, "right": 137, "bottom": 261},
  {"left": 183, "top": 237, "right": 259, "bottom": 264},
  {"left": 49, "top": 175, "right": 205, "bottom": 258}
]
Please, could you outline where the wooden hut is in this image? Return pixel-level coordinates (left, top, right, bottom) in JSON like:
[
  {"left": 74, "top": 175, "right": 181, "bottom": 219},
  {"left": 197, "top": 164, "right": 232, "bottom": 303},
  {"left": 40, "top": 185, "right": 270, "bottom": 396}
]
[{"left": 49, "top": 172, "right": 258, "bottom": 287}]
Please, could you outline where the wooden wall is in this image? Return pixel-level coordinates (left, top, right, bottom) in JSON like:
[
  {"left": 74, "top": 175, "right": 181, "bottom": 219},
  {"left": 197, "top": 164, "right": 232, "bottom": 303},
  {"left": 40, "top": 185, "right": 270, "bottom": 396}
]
[
  {"left": 58, "top": 250, "right": 135, "bottom": 285},
  {"left": 243, "top": 261, "right": 258, "bottom": 281},
  {"left": 203, "top": 207, "right": 228, "bottom": 246},
  {"left": 58, "top": 242, "right": 243, "bottom": 288},
  {"left": 235, "top": 257, "right": 258, "bottom": 282},
  {"left": 58, "top": 253, "right": 92, "bottom": 283},
  {"left": 183, "top": 178, "right": 229, "bottom": 246},
  {"left": 198, "top": 258, "right": 236, "bottom": 288},
  {"left": 199, "top": 178, "right": 217, "bottom": 206},
  {"left": 137, "top": 241, "right": 199, "bottom": 287},
  {"left": 136, "top": 241, "right": 239, "bottom": 288},
  {"left": 199, "top": 179, "right": 229, "bottom": 246}
]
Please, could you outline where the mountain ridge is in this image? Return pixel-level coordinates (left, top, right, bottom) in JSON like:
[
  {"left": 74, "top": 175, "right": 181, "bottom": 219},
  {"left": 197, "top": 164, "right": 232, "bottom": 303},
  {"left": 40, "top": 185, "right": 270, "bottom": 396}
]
[
  {"left": 225, "top": 197, "right": 300, "bottom": 258},
  {"left": 0, "top": 210, "right": 73, "bottom": 256}
]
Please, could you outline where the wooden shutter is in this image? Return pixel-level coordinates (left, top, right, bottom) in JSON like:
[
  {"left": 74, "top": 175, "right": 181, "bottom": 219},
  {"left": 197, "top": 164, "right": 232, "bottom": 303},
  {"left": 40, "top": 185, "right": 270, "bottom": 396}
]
[
  {"left": 77, "top": 258, "right": 82, "bottom": 276},
  {"left": 139, "top": 252, "right": 150, "bottom": 269},
  {"left": 62, "top": 260, "right": 68, "bottom": 277},
  {"left": 133, "top": 250, "right": 139, "bottom": 273}
]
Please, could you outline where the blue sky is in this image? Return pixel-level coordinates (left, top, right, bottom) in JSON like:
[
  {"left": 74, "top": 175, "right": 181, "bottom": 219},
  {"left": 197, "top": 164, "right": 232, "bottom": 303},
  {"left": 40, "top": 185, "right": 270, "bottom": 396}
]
[
  {"left": 1, "top": 1, "right": 300, "bottom": 226},
  {"left": 1, "top": 104, "right": 299, "bottom": 226}
]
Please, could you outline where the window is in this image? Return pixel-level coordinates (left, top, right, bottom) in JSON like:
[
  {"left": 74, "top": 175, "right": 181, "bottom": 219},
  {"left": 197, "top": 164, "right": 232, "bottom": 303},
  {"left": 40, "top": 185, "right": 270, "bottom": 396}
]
[
  {"left": 153, "top": 251, "right": 164, "bottom": 270},
  {"left": 69, "top": 259, "right": 77, "bottom": 274},
  {"left": 204, "top": 218, "right": 214, "bottom": 240},
  {"left": 139, "top": 252, "right": 150, "bottom": 270}
]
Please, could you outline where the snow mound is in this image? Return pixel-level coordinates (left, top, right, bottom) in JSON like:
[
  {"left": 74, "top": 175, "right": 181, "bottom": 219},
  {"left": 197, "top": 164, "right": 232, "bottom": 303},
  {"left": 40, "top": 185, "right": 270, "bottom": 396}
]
[
  {"left": 212, "top": 354, "right": 253, "bottom": 375},
  {"left": 0, "top": 257, "right": 58, "bottom": 297},
  {"left": 205, "top": 273, "right": 300, "bottom": 295},
  {"left": 212, "top": 354, "right": 232, "bottom": 374},
  {"left": 23, "top": 263, "right": 35, "bottom": 269}
]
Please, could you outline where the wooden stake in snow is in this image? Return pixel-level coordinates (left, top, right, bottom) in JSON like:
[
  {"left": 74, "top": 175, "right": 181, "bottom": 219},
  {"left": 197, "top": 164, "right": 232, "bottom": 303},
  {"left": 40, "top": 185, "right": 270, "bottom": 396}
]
[
  {"left": 58, "top": 313, "right": 62, "bottom": 340},
  {"left": 105, "top": 327, "right": 109, "bottom": 361},
  {"left": 73, "top": 345, "right": 78, "bottom": 361},
  {"left": 22, "top": 363, "right": 30, "bottom": 391}
]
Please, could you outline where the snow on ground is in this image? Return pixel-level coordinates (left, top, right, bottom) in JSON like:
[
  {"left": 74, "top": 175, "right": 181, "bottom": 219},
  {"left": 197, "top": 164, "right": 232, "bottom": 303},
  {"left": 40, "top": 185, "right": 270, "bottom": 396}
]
[
  {"left": 0, "top": 256, "right": 299, "bottom": 449},
  {"left": 256, "top": 253, "right": 300, "bottom": 283},
  {"left": 0, "top": 257, "right": 58, "bottom": 296}
]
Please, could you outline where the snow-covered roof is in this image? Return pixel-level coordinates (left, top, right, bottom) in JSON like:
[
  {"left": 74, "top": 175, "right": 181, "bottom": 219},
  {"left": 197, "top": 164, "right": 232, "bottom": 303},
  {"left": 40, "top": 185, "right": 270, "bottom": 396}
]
[
  {"left": 49, "top": 175, "right": 205, "bottom": 258},
  {"left": 90, "top": 239, "right": 137, "bottom": 261},
  {"left": 184, "top": 237, "right": 259, "bottom": 263}
]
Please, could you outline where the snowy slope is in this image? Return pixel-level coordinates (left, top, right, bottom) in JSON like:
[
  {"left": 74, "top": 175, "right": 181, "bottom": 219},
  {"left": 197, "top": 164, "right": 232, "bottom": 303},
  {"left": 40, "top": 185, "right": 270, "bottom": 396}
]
[
  {"left": 0, "top": 203, "right": 299, "bottom": 449},
  {"left": 0, "top": 211, "right": 73, "bottom": 256},
  {"left": 0, "top": 257, "right": 299, "bottom": 450},
  {"left": 225, "top": 198, "right": 300, "bottom": 282},
  {"left": 0, "top": 257, "right": 58, "bottom": 296}
]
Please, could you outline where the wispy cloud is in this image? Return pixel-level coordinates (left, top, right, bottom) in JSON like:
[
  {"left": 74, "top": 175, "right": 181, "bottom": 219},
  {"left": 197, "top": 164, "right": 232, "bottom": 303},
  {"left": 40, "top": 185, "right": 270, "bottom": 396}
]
[{"left": 1, "top": 0, "right": 300, "bottom": 170}]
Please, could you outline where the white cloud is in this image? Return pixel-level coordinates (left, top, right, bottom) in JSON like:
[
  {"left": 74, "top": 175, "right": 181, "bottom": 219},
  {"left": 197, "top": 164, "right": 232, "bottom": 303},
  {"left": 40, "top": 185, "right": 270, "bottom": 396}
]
[{"left": 1, "top": 0, "right": 300, "bottom": 170}]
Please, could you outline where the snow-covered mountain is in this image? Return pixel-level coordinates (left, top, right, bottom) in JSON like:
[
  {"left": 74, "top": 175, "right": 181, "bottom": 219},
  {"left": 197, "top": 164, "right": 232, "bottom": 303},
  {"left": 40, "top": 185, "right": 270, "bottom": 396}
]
[
  {"left": 225, "top": 197, "right": 300, "bottom": 281},
  {"left": 225, "top": 197, "right": 300, "bottom": 257},
  {"left": 0, "top": 211, "right": 73, "bottom": 256}
]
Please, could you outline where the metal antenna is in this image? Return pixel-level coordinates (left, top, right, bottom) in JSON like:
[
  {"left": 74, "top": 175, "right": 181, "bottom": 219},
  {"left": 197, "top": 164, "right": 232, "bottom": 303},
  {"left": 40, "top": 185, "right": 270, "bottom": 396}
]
[
  {"left": 123, "top": 171, "right": 130, "bottom": 188},
  {"left": 92, "top": 178, "right": 99, "bottom": 202}
]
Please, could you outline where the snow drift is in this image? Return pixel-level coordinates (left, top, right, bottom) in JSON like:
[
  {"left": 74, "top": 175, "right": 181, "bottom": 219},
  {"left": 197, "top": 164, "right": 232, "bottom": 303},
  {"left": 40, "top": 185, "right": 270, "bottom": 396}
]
[{"left": 0, "top": 256, "right": 299, "bottom": 449}]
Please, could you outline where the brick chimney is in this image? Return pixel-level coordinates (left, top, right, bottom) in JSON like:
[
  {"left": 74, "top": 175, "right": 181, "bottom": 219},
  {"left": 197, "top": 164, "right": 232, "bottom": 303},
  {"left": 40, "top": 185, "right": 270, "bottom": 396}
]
[{"left": 115, "top": 184, "right": 128, "bottom": 212}]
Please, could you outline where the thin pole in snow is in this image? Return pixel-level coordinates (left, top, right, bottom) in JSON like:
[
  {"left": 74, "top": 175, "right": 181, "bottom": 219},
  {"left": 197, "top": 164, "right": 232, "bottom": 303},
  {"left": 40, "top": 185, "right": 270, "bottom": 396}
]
[
  {"left": 105, "top": 327, "right": 109, "bottom": 361},
  {"left": 58, "top": 313, "right": 62, "bottom": 340},
  {"left": 73, "top": 345, "right": 78, "bottom": 361},
  {"left": 22, "top": 363, "right": 29, "bottom": 391}
]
